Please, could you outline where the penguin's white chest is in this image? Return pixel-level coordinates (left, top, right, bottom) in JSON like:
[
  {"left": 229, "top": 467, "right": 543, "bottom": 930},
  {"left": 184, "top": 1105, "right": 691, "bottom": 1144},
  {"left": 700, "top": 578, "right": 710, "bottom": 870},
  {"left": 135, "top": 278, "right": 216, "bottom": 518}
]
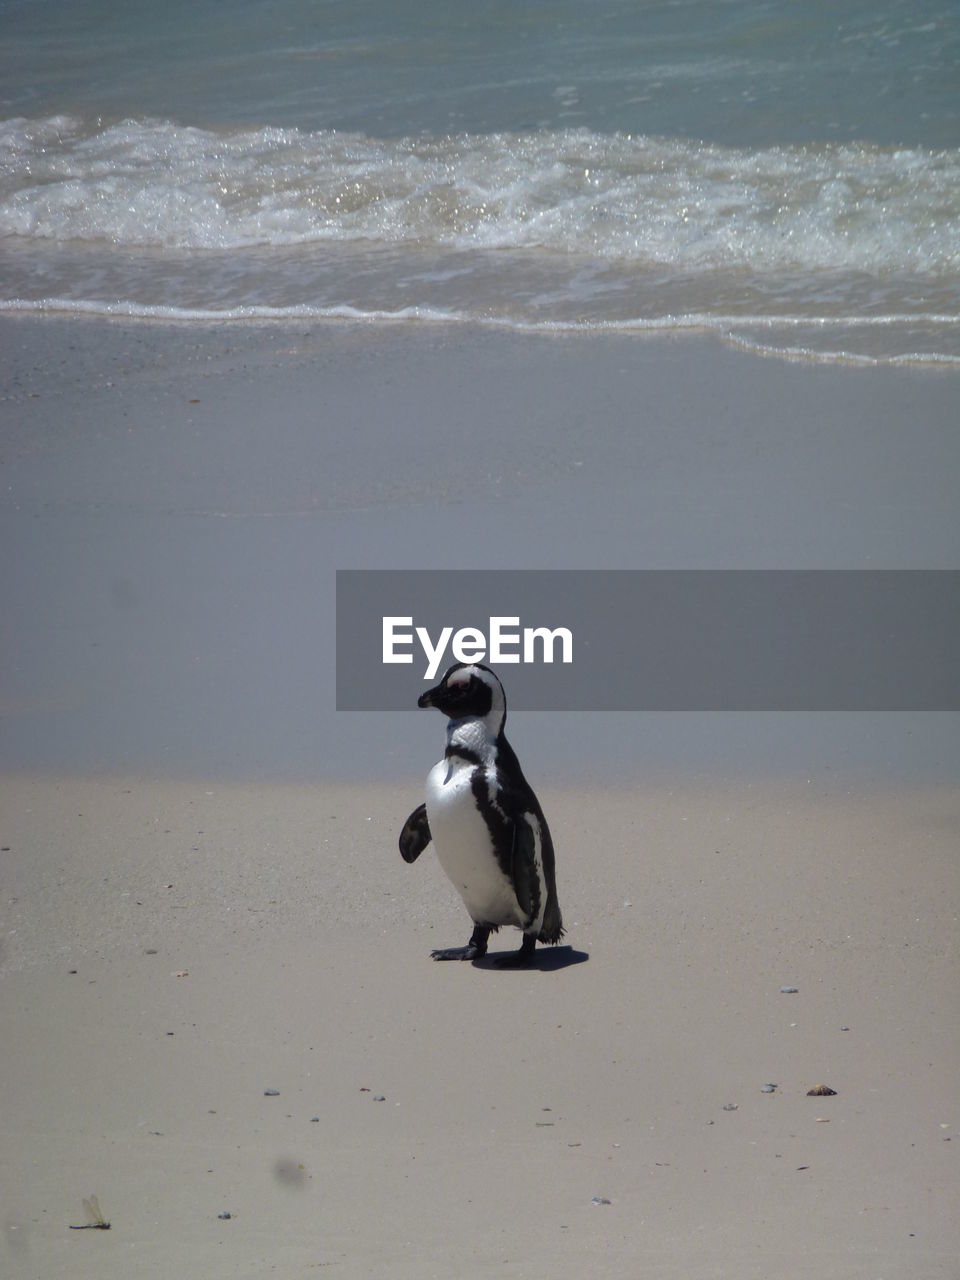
[{"left": 425, "top": 758, "right": 524, "bottom": 929}]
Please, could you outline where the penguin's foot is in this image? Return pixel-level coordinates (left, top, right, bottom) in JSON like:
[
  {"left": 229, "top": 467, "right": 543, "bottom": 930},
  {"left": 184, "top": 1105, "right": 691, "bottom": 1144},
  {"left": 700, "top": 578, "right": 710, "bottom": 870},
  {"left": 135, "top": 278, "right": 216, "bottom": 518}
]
[
  {"left": 431, "top": 925, "right": 489, "bottom": 962},
  {"left": 431, "top": 944, "right": 483, "bottom": 961},
  {"left": 493, "top": 933, "right": 537, "bottom": 968}
]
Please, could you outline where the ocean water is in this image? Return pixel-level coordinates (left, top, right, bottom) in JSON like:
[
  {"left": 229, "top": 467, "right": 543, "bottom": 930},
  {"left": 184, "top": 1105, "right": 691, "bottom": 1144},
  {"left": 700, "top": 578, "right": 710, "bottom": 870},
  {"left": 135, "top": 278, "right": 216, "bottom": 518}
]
[{"left": 1, "top": 0, "right": 958, "bottom": 363}]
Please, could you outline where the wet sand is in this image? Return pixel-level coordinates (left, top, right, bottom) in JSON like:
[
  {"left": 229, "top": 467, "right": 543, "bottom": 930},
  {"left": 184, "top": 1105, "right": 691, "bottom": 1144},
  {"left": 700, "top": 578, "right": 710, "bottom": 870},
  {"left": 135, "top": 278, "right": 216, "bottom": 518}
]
[{"left": 2, "top": 315, "right": 959, "bottom": 782}]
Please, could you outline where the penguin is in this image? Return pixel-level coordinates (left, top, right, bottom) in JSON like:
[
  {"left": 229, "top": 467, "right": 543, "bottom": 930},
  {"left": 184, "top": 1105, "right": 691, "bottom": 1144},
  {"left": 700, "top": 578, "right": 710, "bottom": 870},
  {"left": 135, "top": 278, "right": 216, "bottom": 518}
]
[{"left": 399, "top": 662, "right": 564, "bottom": 965}]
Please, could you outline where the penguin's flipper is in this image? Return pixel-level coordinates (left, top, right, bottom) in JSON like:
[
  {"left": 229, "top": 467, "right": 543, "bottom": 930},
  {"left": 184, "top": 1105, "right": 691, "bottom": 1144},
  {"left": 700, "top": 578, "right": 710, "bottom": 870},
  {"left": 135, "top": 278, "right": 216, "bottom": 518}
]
[
  {"left": 510, "top": 812, "right": 538, "bottom": 922},
  {"left": 399, "top": 803, "right": 431, "bottom": 864}
]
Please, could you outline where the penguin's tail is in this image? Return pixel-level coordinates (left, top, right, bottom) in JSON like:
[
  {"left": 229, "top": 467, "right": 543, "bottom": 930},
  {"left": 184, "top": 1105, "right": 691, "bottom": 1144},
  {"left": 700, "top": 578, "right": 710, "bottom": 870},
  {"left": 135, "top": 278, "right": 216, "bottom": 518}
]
[{"left": 538, "top": 895, "right": 565, "bottom": 945}]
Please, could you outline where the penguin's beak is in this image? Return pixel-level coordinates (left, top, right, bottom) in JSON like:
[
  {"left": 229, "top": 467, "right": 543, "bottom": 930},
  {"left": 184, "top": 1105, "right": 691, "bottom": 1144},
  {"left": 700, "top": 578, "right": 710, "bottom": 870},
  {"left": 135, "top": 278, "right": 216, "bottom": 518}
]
[{"left": 417, "top": 685, "right": 440, "bottom": 709}]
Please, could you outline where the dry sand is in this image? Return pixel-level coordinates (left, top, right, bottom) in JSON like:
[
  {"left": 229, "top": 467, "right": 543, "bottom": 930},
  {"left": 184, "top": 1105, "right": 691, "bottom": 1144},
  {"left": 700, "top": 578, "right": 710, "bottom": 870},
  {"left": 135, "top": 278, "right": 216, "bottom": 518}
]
[
  {"left": 1, "top": 774, "right": 957, "bottom": 1279},
  {"left": 1, "top": 315, "right": 959, "bottom": 1277}
]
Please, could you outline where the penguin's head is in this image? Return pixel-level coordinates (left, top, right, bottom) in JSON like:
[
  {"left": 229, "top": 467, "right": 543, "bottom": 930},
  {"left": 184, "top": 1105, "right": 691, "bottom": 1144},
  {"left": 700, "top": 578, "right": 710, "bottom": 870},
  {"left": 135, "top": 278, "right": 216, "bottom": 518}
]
[{"left": 418, "top": 663, "right": 506, "bottom": 730}]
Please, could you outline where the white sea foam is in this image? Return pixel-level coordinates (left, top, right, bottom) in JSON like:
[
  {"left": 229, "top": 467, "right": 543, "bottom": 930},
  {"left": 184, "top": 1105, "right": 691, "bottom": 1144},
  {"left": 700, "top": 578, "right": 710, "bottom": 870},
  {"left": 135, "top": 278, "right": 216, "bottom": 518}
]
[
  {"left": 2, "top": 117, "right": 958, "bottom": 275},
  {"left": 2, "top": 116, "right": 958, "bottom": 363}
]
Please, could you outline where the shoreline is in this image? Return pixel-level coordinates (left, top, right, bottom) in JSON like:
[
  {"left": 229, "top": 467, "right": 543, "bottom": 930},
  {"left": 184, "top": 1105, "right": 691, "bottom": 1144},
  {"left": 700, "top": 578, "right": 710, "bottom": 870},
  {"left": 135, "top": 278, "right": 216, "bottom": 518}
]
[{"left": 2, "top": 301, "right": 960, "bottom": 371}]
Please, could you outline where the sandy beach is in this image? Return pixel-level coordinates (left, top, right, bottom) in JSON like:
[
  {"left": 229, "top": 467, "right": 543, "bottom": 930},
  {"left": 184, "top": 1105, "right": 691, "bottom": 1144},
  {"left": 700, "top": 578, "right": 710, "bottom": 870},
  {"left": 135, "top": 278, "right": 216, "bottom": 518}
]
[
  {"left": 1, "top": 315, "right": 959, "bottom": 1278},
  {"left": 2, "top": 775, "right": 957, "bottom": 1279}
]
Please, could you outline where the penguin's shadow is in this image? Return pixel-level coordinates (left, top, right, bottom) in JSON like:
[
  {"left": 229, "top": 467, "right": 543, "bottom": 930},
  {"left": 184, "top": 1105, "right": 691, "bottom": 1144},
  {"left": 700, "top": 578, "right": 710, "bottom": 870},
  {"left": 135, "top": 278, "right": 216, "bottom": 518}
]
[{"left": 472, "top": 945, "right": 589, "bottom": 972}]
